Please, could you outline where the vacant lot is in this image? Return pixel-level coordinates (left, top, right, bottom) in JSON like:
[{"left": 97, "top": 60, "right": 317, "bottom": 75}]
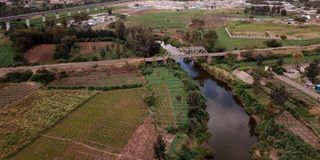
[
  {"left": 49, "top": 65, "right": 144, "bottom": 88},
  {"left": 0, "top": 82, "right": 39, "bottom": 108},
  {"left": 227, "top": 21, "right": 320, "bottom": 39},
  {"left": 12, "top": 89, "right": 148, "bottom": 160},
  {"left": 24, "top": 44, "right": 56, "bottom": 63},
  {"left": 147, "top": 68, "right": 188, "bottom": 127},
  {"left": 0, "top": 90, "right": 95, "bottom": 159},
  {"left": 76, "top": 42, "right": 114, "bottom": 55}
]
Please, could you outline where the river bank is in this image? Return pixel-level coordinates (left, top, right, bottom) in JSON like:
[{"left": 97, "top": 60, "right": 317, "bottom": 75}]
[{"left": 198, "top": 62, "right": 320, "bottom": 160}]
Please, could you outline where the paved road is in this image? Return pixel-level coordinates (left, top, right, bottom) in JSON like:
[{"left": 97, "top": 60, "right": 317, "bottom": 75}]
[
  {"left": 0, "top": 0, "right": 133, "bottom": 21},
  {"left": 274, "top": 74, "right": 320, "bottom": 100}
]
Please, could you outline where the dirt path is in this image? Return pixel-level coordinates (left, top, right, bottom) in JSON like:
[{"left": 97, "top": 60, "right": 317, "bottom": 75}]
[
  {"left": 0, "top": 58, "right": 144, "bottom": 77},
  {"left": 274, "top": 74, "right": 320, "bottom": 102},
  {"left": 276, "top": 111, "right": 320, "bottom": 149}
]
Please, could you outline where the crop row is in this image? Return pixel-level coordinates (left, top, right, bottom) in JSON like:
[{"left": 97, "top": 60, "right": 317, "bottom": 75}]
[
  {"left": 147, "top": 68, "right": 189, "bottom": 127},
  {"left": 0, "top": 90, "right": 96, "bottom": 159}
]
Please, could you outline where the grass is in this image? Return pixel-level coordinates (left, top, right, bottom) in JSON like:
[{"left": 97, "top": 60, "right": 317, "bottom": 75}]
[
  {"left": 127, "top": 9, "right": 207, "bottom": 29},
  {"left": 146, "top": 68, "right": 188, "bottom": 127},
  {"left": 228, "top": 21, "right": 320, "bottom": 39},
  {"left": 214, "top": 27, "right": 320, "bottom": 51},
  {"left": 0, "top": 45, "right": 15, "bottom": 67},
  {"left": 12, "top": 89, "right": 148, "bottom": 160},
  {"left": 167, "top": 133, "right": 189, "bottom": 157},
  {"left": 0, "top": 90, "right": 96, "bottom": 159}
]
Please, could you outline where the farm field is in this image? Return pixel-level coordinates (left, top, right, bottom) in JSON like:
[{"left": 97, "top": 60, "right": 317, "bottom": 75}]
[
  {"left": 0, "top": 90, "right": 95, "bottom": 159},
  {"left": 0, "top": 45, "right": 15, "bottom": 67},
  {"left": 12, "top": 89, "right": 148, "bottom": 160},
  {"left": 48, "top": 65, "right": 145, "bottom": 88},
  {"left": 214, "top": 27, "right": 320, "bottom": 51},
  {"left": 151, "top": 84, "right": 176, "bottom": 128},
  {"left": 24, "top": 44, "right": 56, "bottom": 63},
  {"left": 0, "top": 82, "right": 39, "bottom": 108},
  {"left": 227, "top": 21, "right": 320, "bottom": 39},
  {"left": 147, "top": 68, "right": 188, "bottom": 127}
]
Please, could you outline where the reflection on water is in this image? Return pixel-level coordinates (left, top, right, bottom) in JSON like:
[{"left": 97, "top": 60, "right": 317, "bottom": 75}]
[{"left": 178, "top": 60, "right": 257, "bottom": 160}]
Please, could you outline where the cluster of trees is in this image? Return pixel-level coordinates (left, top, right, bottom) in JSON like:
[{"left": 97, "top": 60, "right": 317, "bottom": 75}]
[
  {"left": 0, "top": 68, "right": 56, "bottom": 84},
  {"left": 305, "top": 59, "right": 320, "bottom": 84},
  {"left": 244, "top": 6, "right": 287, "bottom": 16}
]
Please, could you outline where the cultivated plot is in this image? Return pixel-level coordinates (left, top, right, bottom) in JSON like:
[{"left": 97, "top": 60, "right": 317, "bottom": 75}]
[
  {"left": 12, "top": 88, "right": 148, "bottom": 160},
  {"left": 147, "top": 68, "right": 188, "bottom": 127},
  {"left": 0, "top": 90, "right": 95, "bottom": 159}
]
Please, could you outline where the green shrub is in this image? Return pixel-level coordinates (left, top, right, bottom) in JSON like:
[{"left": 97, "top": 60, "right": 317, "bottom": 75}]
[
  {"left": 30, "top": 68, "right": 56, "bottom": 83},
  {"left": 0, "top": 70, "right": 33, "bottom": 83}
]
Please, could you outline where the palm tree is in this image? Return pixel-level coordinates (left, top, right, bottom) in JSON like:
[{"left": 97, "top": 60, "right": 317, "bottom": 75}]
[{"left": 154, "top": 134, "right": 167, "bottom": 160}]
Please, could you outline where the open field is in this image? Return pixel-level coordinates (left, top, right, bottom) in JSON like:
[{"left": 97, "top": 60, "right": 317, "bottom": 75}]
[
  {"left": 227, "top": 21, "right": 320, "bottom": 39},
  {"left": 214, "top": 27, "right": 320, "bottom": 51},
  {"left": 77, "top": 42, "right": 114, "bottom": 55},
  {"left": 12, "top": 89, "right": 148, "bottom": 160},
  {"left": 0, "top": 45, "right": 15, "bottom": 67},
  {"left": 147, "top": 68, "right": 188, "bottom": 127},
  {"left": 48, "top": 65, "right": 144, "bottom": 88},
  {"left": 24, "top": 44, "right": 56, "bottom": 63},
  {"left": 0, "top": 82, "right": 40, "bottom": 108},
  {"left": 0, "top": 90, "right": 95, "bottom": 159}
]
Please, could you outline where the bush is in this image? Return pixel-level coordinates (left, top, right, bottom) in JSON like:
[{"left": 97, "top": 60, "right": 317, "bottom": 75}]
[
  {"left": 272, "top": 65, "right": 286, "bottom": 75},
  {"left": 0, "top": 70, "right": 33, "bottom": 83},
  {"left": 265, "top": 39, "right": 282, "bottom": 48},
  {"left": 144, "top": 95, "right": 156, "bottom": 107},
  {"left": 31, "top": 68, "right": 56, "bottom": 83}
]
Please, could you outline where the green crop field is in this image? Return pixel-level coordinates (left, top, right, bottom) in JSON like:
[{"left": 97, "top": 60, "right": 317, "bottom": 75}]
[
  {"left": 147, "top": 68, "right": 188, "bottom": 127},
  {"left": 214, "top": 27, "right": 320, "bottom": 51},
  {"left": 228, "top": 21, "right": 320, "bottom": 39},
  {"left": 12, "top": 88, "right": 148, "bottom": 160},
  {"left": 0, "top": 90, "right": 95, "bottom": 159},
  {"left": 152, "top": 84, "right": 176, "bottom": 128},
  {"left": 127, "top": 9, "right": 207, "bottom": 29},
  {"left": 0, "top": 45, "right": 15, "bottom": 67}
]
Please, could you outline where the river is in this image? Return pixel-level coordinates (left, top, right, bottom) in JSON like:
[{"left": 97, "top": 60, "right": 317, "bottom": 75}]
[{"left": 179, "top": 60, "right": 258, "bottom": 160}]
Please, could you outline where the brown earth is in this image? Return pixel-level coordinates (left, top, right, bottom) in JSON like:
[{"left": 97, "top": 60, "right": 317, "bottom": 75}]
[
  {"left": 203, "top": 14, "right": 229, "bottom": 28},
  {"left": 24, "top": 44, "right": 56, "bottom": 63},
  {"left": 0, "top": 82, "right": 40, "bottom": 108},
  {"left": 118, "top": 117, "right": 157, "bottom": 160},
  {"left": 76, "top": 42, "right": 114, "bottom": 55}
]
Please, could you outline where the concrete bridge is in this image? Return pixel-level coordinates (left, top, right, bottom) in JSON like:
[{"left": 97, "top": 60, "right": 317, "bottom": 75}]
[{"left": 0, "top": 0, "right": 134, "bottom": 31}]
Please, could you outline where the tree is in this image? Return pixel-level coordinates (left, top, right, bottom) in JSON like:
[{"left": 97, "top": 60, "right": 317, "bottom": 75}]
[
  {"left": 107, "top": 8, "right": 112, "bottom": 15},
  {"left": 270, "top": 85, "right": 288, "bottom": 106},
  {"left": 281, "top": 9, "right": 287, "bottom": 16},
  {"left": 265, "top": 39, "right": 282, "bottom": 48},
  {"left": 54, "top": 36, "right": 77, "bottom": 59},
  {"left": 292, "top": 52, "right": 304, "bottom": 65},
  {"left": 276, "top": 57, "right": 284, "bottom": 66},
  {"left": 203, "top": 30, "right": 218, "bottom": 51},
  {"left": 154, "top": 135, "right": 166, "bottom": 160},
  {"left": 144, "top": 95, "right": 156, "bottom": 107},
  {"left": 305, "top": 61, "right": 320, "bottom": 84},
  {"left": 114, "top": 21, "right": 126, "bottom": 40},
  {"left": 256, "top": 55, "right": 264, "bottom": 66}
]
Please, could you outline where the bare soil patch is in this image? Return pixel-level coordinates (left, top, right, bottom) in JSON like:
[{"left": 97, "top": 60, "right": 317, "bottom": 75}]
[
  {"left": 76, "top": 42, "right": 114, "bottom": 55},
  {"left": 118, "top": 117, "right": 157, "bottom": 160},
  {"left": 203, "top": 14, "right": 229, "bottom": 28},
  {"left": 24, "top": 44, "right": 55, "bottom": 63},
  {"left": 0, "top": 82, "right": 39, "bottom": 108}
]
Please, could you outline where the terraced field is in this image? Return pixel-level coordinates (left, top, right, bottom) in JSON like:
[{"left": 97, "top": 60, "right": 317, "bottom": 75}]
[
  {"left": 12, "top": 89, "right": 148, "bottom": 160},
  {"left": 0, "top": 82, "right": 39, "bottom": 108},
  {"left": 0, "top": 90, "right": 95, "bottom": 159},
  {"left": 147, "top": 68, "right": 188, "bottom": 127}
]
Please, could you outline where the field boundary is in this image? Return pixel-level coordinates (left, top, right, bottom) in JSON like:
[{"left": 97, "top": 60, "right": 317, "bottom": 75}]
[{"left": 5, "top": 91, "right": 99, "bottom": 159}]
